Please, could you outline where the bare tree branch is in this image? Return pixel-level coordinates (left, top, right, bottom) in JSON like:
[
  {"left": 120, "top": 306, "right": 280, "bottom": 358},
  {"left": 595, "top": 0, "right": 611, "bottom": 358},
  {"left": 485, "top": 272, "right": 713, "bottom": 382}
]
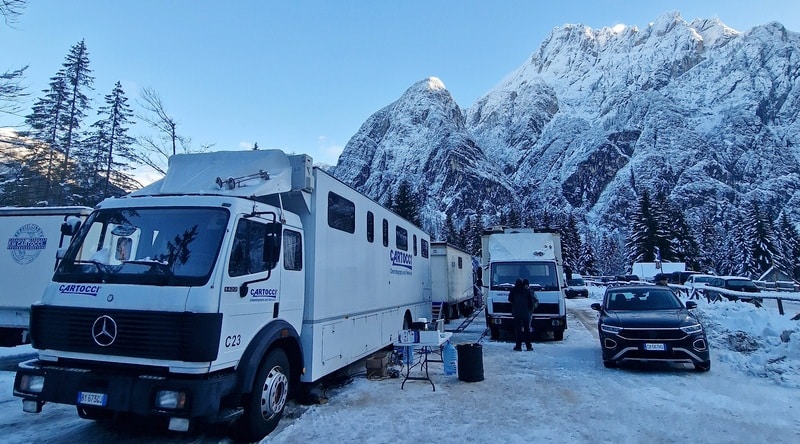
[{"left": 0, "top": 0, "right": 26, "bottom": 27}]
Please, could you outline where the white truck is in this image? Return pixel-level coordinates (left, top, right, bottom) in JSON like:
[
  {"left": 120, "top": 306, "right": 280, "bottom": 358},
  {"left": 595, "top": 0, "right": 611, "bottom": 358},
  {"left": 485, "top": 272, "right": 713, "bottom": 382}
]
[
  {"left": 0, "top": 206, "right": 92, "bottom": 347},
  {"left": 480, "top": 227, "right": 567, "bottom": 341},
  {"left": 631, "top": 261, "right": 685, "bottom": 281},
  {"left": 13, "top": 150, "right": 432, "bottom": 441},
  {"left": 430, "top": 242, "right": 475, "bottom": 322}
]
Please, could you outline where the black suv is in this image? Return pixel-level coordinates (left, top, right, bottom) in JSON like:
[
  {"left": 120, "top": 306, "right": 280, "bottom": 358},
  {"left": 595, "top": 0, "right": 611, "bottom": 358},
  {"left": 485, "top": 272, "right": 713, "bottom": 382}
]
[
  {"left": 705, "top": 276, "right": 763, "bottom": 305},
  {"left": 591, "top": 285, "right": 711, "bottom": 371}
]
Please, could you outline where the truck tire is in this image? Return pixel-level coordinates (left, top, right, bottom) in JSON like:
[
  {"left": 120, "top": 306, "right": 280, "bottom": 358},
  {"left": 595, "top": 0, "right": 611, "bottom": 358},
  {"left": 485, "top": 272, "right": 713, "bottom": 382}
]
[
  {"left": 238, "top": 348, "right": 290, "bottom": 441},
  {"left": 554, "top": 330, "right": 564, "bottom": 341}
]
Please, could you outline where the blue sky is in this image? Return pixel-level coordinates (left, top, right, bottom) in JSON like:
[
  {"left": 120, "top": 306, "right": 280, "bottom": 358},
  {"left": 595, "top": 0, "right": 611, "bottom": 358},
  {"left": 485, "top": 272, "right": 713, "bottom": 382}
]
[{"left": 2, "top": 1, "right": 799, "bottom": 173}]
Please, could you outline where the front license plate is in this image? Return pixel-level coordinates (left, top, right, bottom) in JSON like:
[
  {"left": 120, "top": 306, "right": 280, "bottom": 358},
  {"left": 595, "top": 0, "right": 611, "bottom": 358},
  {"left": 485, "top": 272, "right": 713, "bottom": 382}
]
[
  {"left": 644, "top": 343, "right": 666, "bottom": 351},
  {"left": 77, "top": 391, "right": 107, "bottom": 406}
]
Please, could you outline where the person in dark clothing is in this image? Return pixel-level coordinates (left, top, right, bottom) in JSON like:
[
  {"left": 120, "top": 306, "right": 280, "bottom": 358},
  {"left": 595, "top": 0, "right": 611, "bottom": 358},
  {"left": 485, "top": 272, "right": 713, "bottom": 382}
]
[{"left": 508, "top": 278, "right": 534, "bottom": 351}]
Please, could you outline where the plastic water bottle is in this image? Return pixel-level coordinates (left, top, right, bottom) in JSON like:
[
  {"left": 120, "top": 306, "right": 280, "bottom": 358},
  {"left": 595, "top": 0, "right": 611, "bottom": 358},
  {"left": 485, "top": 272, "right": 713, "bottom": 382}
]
[{"left": 442, "top": 340, "right": 457, "bottom": 375}]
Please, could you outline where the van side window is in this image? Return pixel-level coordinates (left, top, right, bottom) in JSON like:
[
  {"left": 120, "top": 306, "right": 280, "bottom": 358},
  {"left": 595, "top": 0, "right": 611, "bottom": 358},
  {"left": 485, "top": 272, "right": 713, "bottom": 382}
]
[
  {"left": 413, "top": 235, "right": 417, "bottom": 256},
  {"left": 327, "top": 192, "right": 355, "bottom": 234},
  {"left": 396, "top": 226, "right": 408, "bottom": 251},
  {"left": 366, "top": 211, "right": 374, "bottom": 243},
  {"left": 421, "top": 239, "right": 429, "bottom": 258},
  {"left": 283, "top": 229, "right": 302, "bottom": 271},
  {"left": 228, "top": 219, "right": 269, "bottom": 277},
  {"left": 382, "top": 218, "right": 389, "bottom": 247}
]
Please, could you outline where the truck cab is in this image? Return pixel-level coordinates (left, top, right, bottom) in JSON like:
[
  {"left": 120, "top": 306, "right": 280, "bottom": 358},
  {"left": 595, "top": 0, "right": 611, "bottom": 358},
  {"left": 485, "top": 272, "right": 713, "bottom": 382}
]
[{"left": 481, "top": 227, "right": 567, "bottom": 341}]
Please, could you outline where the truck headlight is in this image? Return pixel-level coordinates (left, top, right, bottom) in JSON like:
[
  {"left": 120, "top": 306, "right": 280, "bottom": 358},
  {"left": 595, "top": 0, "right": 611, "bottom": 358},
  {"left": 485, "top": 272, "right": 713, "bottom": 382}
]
[
  {"left": 155, "top": 390, "right": 187, "bottom": 410},
  {"left": 19, "top": 374, "right": 45, "bottom": 393},
  {"left": 600, "top": 324, "right": 623, "bottom": 335}
]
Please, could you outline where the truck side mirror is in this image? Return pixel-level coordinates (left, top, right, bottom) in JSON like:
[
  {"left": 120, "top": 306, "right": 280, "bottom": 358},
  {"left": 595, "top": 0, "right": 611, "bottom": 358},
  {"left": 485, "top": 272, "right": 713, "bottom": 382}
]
[
  {"left": 60, "top": 217, "right": 82, "bottom": 236},
  {"left": 263, "top": 222, "right": 282, "bottom": 269}
]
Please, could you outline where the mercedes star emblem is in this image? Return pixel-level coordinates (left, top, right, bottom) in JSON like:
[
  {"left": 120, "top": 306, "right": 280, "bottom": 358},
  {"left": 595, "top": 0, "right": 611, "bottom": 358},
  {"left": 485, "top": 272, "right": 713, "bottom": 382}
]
[{"left": 92, "top": 315, "right": 117, "bottom": 347}]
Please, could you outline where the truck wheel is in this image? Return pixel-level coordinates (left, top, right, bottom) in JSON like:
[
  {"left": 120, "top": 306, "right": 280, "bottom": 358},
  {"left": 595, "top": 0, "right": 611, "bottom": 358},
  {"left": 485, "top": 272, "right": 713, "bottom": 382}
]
[
  {"left": 489, "top": 324, "right": 499, "bottom": 340},
  {"left": 554, "top": 330, "right": 564, "bottom": 341},
  {"left": 239, "top": 349, "right": 290, "bottom": 441}
]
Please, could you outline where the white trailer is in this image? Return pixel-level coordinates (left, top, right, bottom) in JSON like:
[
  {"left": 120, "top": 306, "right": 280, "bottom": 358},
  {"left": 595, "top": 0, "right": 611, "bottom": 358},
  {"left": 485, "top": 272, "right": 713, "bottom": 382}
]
[
  {"left": 430, "top": 242, "right": 475, "bottom": 322},
  {"left": 0, "top": 206, "right": 91, "bottom": 346},
  {"left": 480, "top": 227, "right": 567, "bottom": 341},
  {"left": 13, "top": 150, "right": 431, "bottom": 441},
  {"left": 631, "top": 262, "right": 685, "bottom": 281}
]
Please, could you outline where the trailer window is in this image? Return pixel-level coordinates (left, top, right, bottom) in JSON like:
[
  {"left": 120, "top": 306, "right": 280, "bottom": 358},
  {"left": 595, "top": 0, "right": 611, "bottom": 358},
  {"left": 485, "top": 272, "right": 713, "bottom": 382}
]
[
  {"left": 458, "top": 257, "right": 463, "bottom": 269},
  {"left": 327, "top": 192, "right": 355, "bottom": 234},
  {"left": 421, "top": 239, "right": 429, "bottom": 258},
  {"left": 382, "top": 218, "right": 389, "bottom": 247},
  {"left": 283, "top": 229, "right": 302, "bottom": 271},
  {"left": 396, "top": 226, "right": 408, "bottom": 251},
  {"left": 366, "top": 211, "right": 374, "bottom": 243},
  {"left": 413, "top": 235, "right": 417, "bottom": 256}
]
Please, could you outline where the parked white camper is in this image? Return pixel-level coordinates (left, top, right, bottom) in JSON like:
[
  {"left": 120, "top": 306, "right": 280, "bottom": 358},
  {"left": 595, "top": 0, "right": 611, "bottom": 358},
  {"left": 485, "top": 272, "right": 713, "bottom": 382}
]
[
  {"left": 480, "top": 227, "right": 567, "bottom": 341},
  {"left": 430, "top": 242, "right": 475, "bottom": 322},
  {"left": 0, "top": 206, "right": 91, "bottom": 346},
  {"left": 13, "top": 150, "right": 431, "bottom": 441}
]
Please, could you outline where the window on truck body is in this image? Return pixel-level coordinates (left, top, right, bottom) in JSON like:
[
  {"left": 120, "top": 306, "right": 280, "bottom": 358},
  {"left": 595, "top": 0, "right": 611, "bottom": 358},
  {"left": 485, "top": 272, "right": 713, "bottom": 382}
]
[
  {"left": 327, "top": 192, "right": 355, "bottom": 234},
  {"left": 396, "top": 225, "right": 408, "bottom": 251},
  {"left": 283, "top": 229, "right": 302, "bottom": 271},
  {"left": 421, "top": 239, "right": 429, "bottom": 258},
  {"left": 366, "top": 211, "right": 374, "bottom": 243},
  {"left": 382, "top": 218, "right": 389, "bottom": 247}
]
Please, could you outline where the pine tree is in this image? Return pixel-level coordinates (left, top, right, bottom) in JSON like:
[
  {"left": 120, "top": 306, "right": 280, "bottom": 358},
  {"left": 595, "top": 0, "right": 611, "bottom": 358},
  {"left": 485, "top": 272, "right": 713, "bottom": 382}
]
[
  {"left": 625, "top": 189, "right": 661, "bottom": 264},
  {"left": 393, "top": 180, "right": 420, "bottom": 227},
  {"left": 776, "top": 212, "right": 800, "bottom": 281},
  {"left": 442, "top": 212, "right": 457, "bottom": 244},
  {"left": 577, "top": 241, "right": 598, "bottom": 275},
  {"left": 742, "top": 202, "right": 779, "bottom": 279},
  {"left": 22, "top": 40, "right": 94, "bottom": 204},
  {"left": 560, "top": 214, "right": 582, "bottom": 271},
  {"left": 56, "top": 39, "right": 94, "bottom": 202},
  {"left": 78, "top": 81, "right": 138, "bottom": 200}
]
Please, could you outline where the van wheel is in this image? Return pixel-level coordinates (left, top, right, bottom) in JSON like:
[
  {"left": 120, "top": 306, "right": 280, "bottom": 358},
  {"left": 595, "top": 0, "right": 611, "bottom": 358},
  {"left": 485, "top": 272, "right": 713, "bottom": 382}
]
[{"left": 238, "top": 349, "right": 290, "bottom": 442}]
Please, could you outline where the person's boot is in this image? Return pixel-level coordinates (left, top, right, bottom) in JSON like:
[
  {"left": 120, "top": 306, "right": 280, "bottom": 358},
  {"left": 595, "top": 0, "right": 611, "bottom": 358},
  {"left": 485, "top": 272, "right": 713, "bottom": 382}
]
[
  {"left": 513, "top": 345, "right": 522, "bottom": 351},
  {"left": 526, "top": 344, "right": 533, "bottom": 351}
]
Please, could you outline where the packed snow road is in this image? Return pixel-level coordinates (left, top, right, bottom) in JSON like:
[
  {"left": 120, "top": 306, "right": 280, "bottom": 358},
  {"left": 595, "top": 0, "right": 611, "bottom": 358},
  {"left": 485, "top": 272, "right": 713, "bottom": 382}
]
[{"left": 1, "top": 298, "right": 798, "bottom": 444}]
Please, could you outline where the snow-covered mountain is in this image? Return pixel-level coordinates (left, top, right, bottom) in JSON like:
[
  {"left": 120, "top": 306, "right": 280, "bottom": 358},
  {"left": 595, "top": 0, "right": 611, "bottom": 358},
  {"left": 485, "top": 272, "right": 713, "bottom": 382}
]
[{"left": 332, "top": 11, "right": 800, "bottom": 246}]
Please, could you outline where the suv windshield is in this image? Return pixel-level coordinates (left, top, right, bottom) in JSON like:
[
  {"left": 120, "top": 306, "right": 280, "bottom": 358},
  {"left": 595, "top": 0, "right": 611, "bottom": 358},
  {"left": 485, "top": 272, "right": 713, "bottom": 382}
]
[
  {"left": 490, "top": 261, "right": 559, "bottom": 291},
  {"left": 55, "top": 207, "right": 229, "bottom": 286},
  {"left": 605, "top": 288, "right": 682, "bottom": 311}
]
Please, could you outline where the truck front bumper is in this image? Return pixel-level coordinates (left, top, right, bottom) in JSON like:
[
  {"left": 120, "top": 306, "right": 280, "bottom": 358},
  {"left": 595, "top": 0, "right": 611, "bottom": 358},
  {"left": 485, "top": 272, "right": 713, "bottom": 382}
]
[
  {"left": 487, "top": 315, "right": 567, "bottom": 332},
  {"left": 13, "top": 358, "right": 237, "bottom": 421}
]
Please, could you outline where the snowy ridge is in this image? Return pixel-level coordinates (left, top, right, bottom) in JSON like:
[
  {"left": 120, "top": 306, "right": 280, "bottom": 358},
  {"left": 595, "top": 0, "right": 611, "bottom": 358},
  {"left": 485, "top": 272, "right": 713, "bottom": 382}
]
[{"left": 333, "top": 11, "right": 800, "bottom": 248}]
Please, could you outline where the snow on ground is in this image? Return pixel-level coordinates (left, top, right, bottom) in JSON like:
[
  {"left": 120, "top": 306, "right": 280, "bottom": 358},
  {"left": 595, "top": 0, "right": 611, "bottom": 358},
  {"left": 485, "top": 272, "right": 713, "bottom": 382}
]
[{"left": 0, "top": 285, "right": 799, "bottom": 443}]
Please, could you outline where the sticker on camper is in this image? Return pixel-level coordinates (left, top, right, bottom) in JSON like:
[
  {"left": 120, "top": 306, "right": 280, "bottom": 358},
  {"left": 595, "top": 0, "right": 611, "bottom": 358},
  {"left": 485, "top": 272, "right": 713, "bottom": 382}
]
[
  {"left": 250, "top": 288, "right": 278, "bottom": 299},
  {"left": 7, "top": 223, "right": 47, "bottom": 265},
  {"left": 58, "top": 284, "right": 100, "bottom": 297},
  {"left": 390, "top": 250, "right": 413, "bottom": 275}
]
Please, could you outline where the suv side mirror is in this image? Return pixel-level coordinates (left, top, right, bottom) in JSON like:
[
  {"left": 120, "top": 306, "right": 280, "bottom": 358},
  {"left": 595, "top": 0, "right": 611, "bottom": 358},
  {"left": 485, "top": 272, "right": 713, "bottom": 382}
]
[
  {"left": 590, "top": 303, "right": 601, "bottom": 311},
  {"left": 685, "top": 301, "right": 697, "bottom": 309}
]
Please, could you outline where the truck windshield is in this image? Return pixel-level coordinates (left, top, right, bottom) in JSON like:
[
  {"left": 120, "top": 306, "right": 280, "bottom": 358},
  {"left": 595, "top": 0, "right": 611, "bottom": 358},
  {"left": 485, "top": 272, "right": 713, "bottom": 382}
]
[
  {"left": 54, "top": 207, "right": 229, "bottom": 287},
  {"left": 490, "top": 262, "right": 559, "bottom": 291}
]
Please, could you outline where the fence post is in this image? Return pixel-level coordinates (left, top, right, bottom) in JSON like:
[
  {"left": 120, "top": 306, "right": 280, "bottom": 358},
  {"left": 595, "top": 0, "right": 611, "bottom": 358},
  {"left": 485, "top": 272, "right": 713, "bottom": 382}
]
[{"left": 777, "top": 298, "right": 784, "bottom": 316}]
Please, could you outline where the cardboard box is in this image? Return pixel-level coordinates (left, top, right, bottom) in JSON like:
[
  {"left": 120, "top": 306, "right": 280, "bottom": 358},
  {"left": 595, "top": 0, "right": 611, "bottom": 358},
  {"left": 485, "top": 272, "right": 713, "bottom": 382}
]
[{"left": 366, "top": 352, "right": 388, "bottom": 378}]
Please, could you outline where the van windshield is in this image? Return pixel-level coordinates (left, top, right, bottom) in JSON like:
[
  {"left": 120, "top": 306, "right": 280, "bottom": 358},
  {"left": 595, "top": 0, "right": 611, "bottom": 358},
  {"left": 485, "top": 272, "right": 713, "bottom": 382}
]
[
  {"left": 490, "top": 261, "right": 559, "bottom": 291},
  {"left": 54, "top": 207, "right": 229, "bottom": 286}
]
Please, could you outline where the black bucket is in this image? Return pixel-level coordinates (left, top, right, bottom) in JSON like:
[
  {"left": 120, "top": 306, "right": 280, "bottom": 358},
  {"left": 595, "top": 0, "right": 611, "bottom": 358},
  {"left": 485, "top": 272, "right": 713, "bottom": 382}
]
[{"left": 456, "top": 343, "right": 484, "bottom": 382}]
